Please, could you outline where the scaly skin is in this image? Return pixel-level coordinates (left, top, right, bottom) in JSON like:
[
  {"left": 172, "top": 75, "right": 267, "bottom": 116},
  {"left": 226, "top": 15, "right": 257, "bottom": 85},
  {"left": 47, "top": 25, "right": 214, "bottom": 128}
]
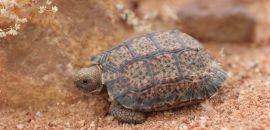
[{"left": 109, "top": 102, "right": 146, "bottom": 124}]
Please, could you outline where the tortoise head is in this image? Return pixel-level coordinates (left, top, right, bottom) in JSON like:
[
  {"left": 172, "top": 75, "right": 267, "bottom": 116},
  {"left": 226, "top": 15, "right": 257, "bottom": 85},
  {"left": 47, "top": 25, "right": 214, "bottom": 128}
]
[{"left": 74, "top": 65, "right": 103, "bottom": 94}]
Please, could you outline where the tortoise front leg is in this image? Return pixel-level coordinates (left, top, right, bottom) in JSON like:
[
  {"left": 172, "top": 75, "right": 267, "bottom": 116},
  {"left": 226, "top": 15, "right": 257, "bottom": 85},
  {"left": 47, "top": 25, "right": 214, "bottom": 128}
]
[{"left": 109, "top": 101, "right": 146, "bottom": 124}]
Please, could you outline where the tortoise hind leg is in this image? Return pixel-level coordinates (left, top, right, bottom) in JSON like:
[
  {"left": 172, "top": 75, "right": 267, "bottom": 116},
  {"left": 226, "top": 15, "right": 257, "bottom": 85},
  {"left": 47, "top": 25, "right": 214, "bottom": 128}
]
[{"left": 109, "top": 101, "right": 146, "bottom": 124}]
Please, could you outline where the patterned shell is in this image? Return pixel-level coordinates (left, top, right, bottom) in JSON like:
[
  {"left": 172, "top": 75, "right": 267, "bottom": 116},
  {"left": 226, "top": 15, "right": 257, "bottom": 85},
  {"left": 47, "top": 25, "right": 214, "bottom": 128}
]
[{"left": 92, "top": 30, "right": 227, "bottom": 111}]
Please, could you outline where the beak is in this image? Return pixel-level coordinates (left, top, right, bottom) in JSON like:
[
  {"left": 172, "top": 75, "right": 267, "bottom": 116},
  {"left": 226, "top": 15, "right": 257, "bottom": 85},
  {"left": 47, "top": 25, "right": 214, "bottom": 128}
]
[{"left": 88, "top": 85, "right": 103, "bottom": 94}]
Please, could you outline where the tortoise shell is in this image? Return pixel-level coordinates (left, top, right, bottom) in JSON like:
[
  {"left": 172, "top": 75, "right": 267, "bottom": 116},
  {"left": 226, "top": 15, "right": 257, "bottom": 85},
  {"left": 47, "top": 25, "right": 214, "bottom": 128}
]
[{"left": 92, "top": 30, "right": 226, "bottom": 111}]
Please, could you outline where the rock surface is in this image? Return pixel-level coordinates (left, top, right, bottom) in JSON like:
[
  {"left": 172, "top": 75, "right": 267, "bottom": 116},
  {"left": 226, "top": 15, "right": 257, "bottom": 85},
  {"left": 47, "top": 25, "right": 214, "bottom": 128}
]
[
  {"left": 0, "top": 0, "right": 127, "bottom": 108},
  {"left": 177, "top": 0, "right": 256, "bottom": 43}
]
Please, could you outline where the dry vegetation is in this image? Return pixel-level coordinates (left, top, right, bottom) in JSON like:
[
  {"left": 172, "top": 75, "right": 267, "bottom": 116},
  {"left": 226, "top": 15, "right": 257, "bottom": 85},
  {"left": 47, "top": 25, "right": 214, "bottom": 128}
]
[
  {"left": 0, "top": 0, "right": 270, "bottom": 129},
  {"left": 0, "top": 0, "right": 57, "bottom": 37}
]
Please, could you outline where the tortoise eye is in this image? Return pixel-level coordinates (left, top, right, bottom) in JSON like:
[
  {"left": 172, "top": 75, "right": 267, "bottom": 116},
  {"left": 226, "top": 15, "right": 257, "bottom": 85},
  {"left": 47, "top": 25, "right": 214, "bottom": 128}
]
[
  {"left": 82, "top": 79, "right": 89, "bottom": 84},
  {"left": 80, "top": 79, "right": 91, "bottom": 86}
]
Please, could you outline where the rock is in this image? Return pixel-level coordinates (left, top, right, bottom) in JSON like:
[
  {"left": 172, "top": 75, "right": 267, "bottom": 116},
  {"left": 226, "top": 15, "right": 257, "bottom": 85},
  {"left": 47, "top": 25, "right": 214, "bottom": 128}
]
[
  {"left": 65, "top": 122, "right": 71, "bottom": 127},
  {"left": 220, "top": 127, "right": 228, "bottom": 130},
  {"left": 0, "top": 0, "right": 126, "bottom": 109},
  {"left": 177, "top": 0, "right": 256, "bottom": 43},
  {"left": 90, "top": 121, "right": 96, "bottom": 128},
  {"left": 179, "top": 124, "right": 188, "bottom": 130},
  {"left": 105, "top": 115, "right": 114, "bottom": 122},
  {"left": 75, "top": 120, "right": 85, "bottom": 128},
  {"left": 16, "top": 124, "right": 24, "bottom": 129},
  {"left": 35, "top": 111, "right": 42, "bottom": 117},
  {"left": 48, "top": 121, "right": 57, "bottom": 127}
]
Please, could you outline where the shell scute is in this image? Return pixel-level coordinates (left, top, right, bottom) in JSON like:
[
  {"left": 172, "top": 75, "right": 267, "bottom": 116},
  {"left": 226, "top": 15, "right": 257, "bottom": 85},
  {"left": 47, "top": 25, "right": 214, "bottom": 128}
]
[
  {"left": 177, "top": 48, "right": 212, "bottom": 79},
  {"left": 152, "top": 31, "right": 183, "bottom": 51},
  {"left": 129, "top": 36, "right": 158, "bottom": 57},
  {"left": 150, "top": 53, "right": 179, "bottom": 84},
  {"left": 121, "top": 61, "right": 153, "bottom": 92},
  {"left": 107, "top": 46, "right": 133, "bottom": 68}
]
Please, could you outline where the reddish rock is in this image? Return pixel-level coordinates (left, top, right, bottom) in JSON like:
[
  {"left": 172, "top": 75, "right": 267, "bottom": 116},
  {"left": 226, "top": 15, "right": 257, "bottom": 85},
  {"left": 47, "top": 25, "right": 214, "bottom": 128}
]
[
  {"left": 177, "top": 0, "right": 256, "bottom": 43},
  {"left": 0, "top": 0, "right": 126, "bottom": 108}
]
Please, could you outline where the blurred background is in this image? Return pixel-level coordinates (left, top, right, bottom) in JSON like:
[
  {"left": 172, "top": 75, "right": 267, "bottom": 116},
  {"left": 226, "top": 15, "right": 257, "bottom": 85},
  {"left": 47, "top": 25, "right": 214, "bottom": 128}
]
[{"left": 0, "top": 0, "right": 270, "bottom": 129}]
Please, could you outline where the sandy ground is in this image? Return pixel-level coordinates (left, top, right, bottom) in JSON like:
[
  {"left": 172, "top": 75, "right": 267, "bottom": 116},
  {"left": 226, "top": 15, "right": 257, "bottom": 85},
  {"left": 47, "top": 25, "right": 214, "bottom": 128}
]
[
  {"left": 0, "top": 0, "right": 270, "bottom": 129},
  {"left": 1, "top": 42, "right": 270, "bottom": 129}
]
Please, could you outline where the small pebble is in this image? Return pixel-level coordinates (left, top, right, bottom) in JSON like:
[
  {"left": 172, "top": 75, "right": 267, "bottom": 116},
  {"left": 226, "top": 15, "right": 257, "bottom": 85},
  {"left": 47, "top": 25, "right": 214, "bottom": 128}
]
[
  {"left": 16, "top": 124, "right": 24, "bottom": 129},
  {"left": 179, "top": 124, "right": 188, "bottom": 130},
  {"left": 199, "top": 117, "right": 207, "bottom": 128},
  {"left": 90, "top": 121, "right": 96, "bottom": 127},
  {"left": 65, "top": 122, "right": 70, "bottom": 127},
  {"left": 76, "top": 120, "right": 85, "bottom": 127},
  {"left": 220, "top": 127, "right": 228, "bottom": 130},
  {"left": 171, "top": 120, "right": 177, "bottom": 125},
  {"left": 105, "top": 115, "right": 114, "bottom": 122},
  {"left": 48, "top": 121, "right": 57, "bottom": 127},
  {"left": 36, "top": 111, "right": 42, "bottom": 117}
]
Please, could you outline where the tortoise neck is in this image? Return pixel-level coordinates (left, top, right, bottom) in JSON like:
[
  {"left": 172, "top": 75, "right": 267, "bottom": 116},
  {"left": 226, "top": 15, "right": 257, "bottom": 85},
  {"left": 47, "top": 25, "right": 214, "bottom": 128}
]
[{"left": 95, "top": 65, "right": 103, "bottom": 85}]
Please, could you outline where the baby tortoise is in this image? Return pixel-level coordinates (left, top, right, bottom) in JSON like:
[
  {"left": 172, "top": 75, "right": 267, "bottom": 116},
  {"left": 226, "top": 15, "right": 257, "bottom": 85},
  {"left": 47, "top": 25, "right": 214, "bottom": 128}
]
[{"left": 74, "top": 30, "right": 227, "bottom": 124}]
